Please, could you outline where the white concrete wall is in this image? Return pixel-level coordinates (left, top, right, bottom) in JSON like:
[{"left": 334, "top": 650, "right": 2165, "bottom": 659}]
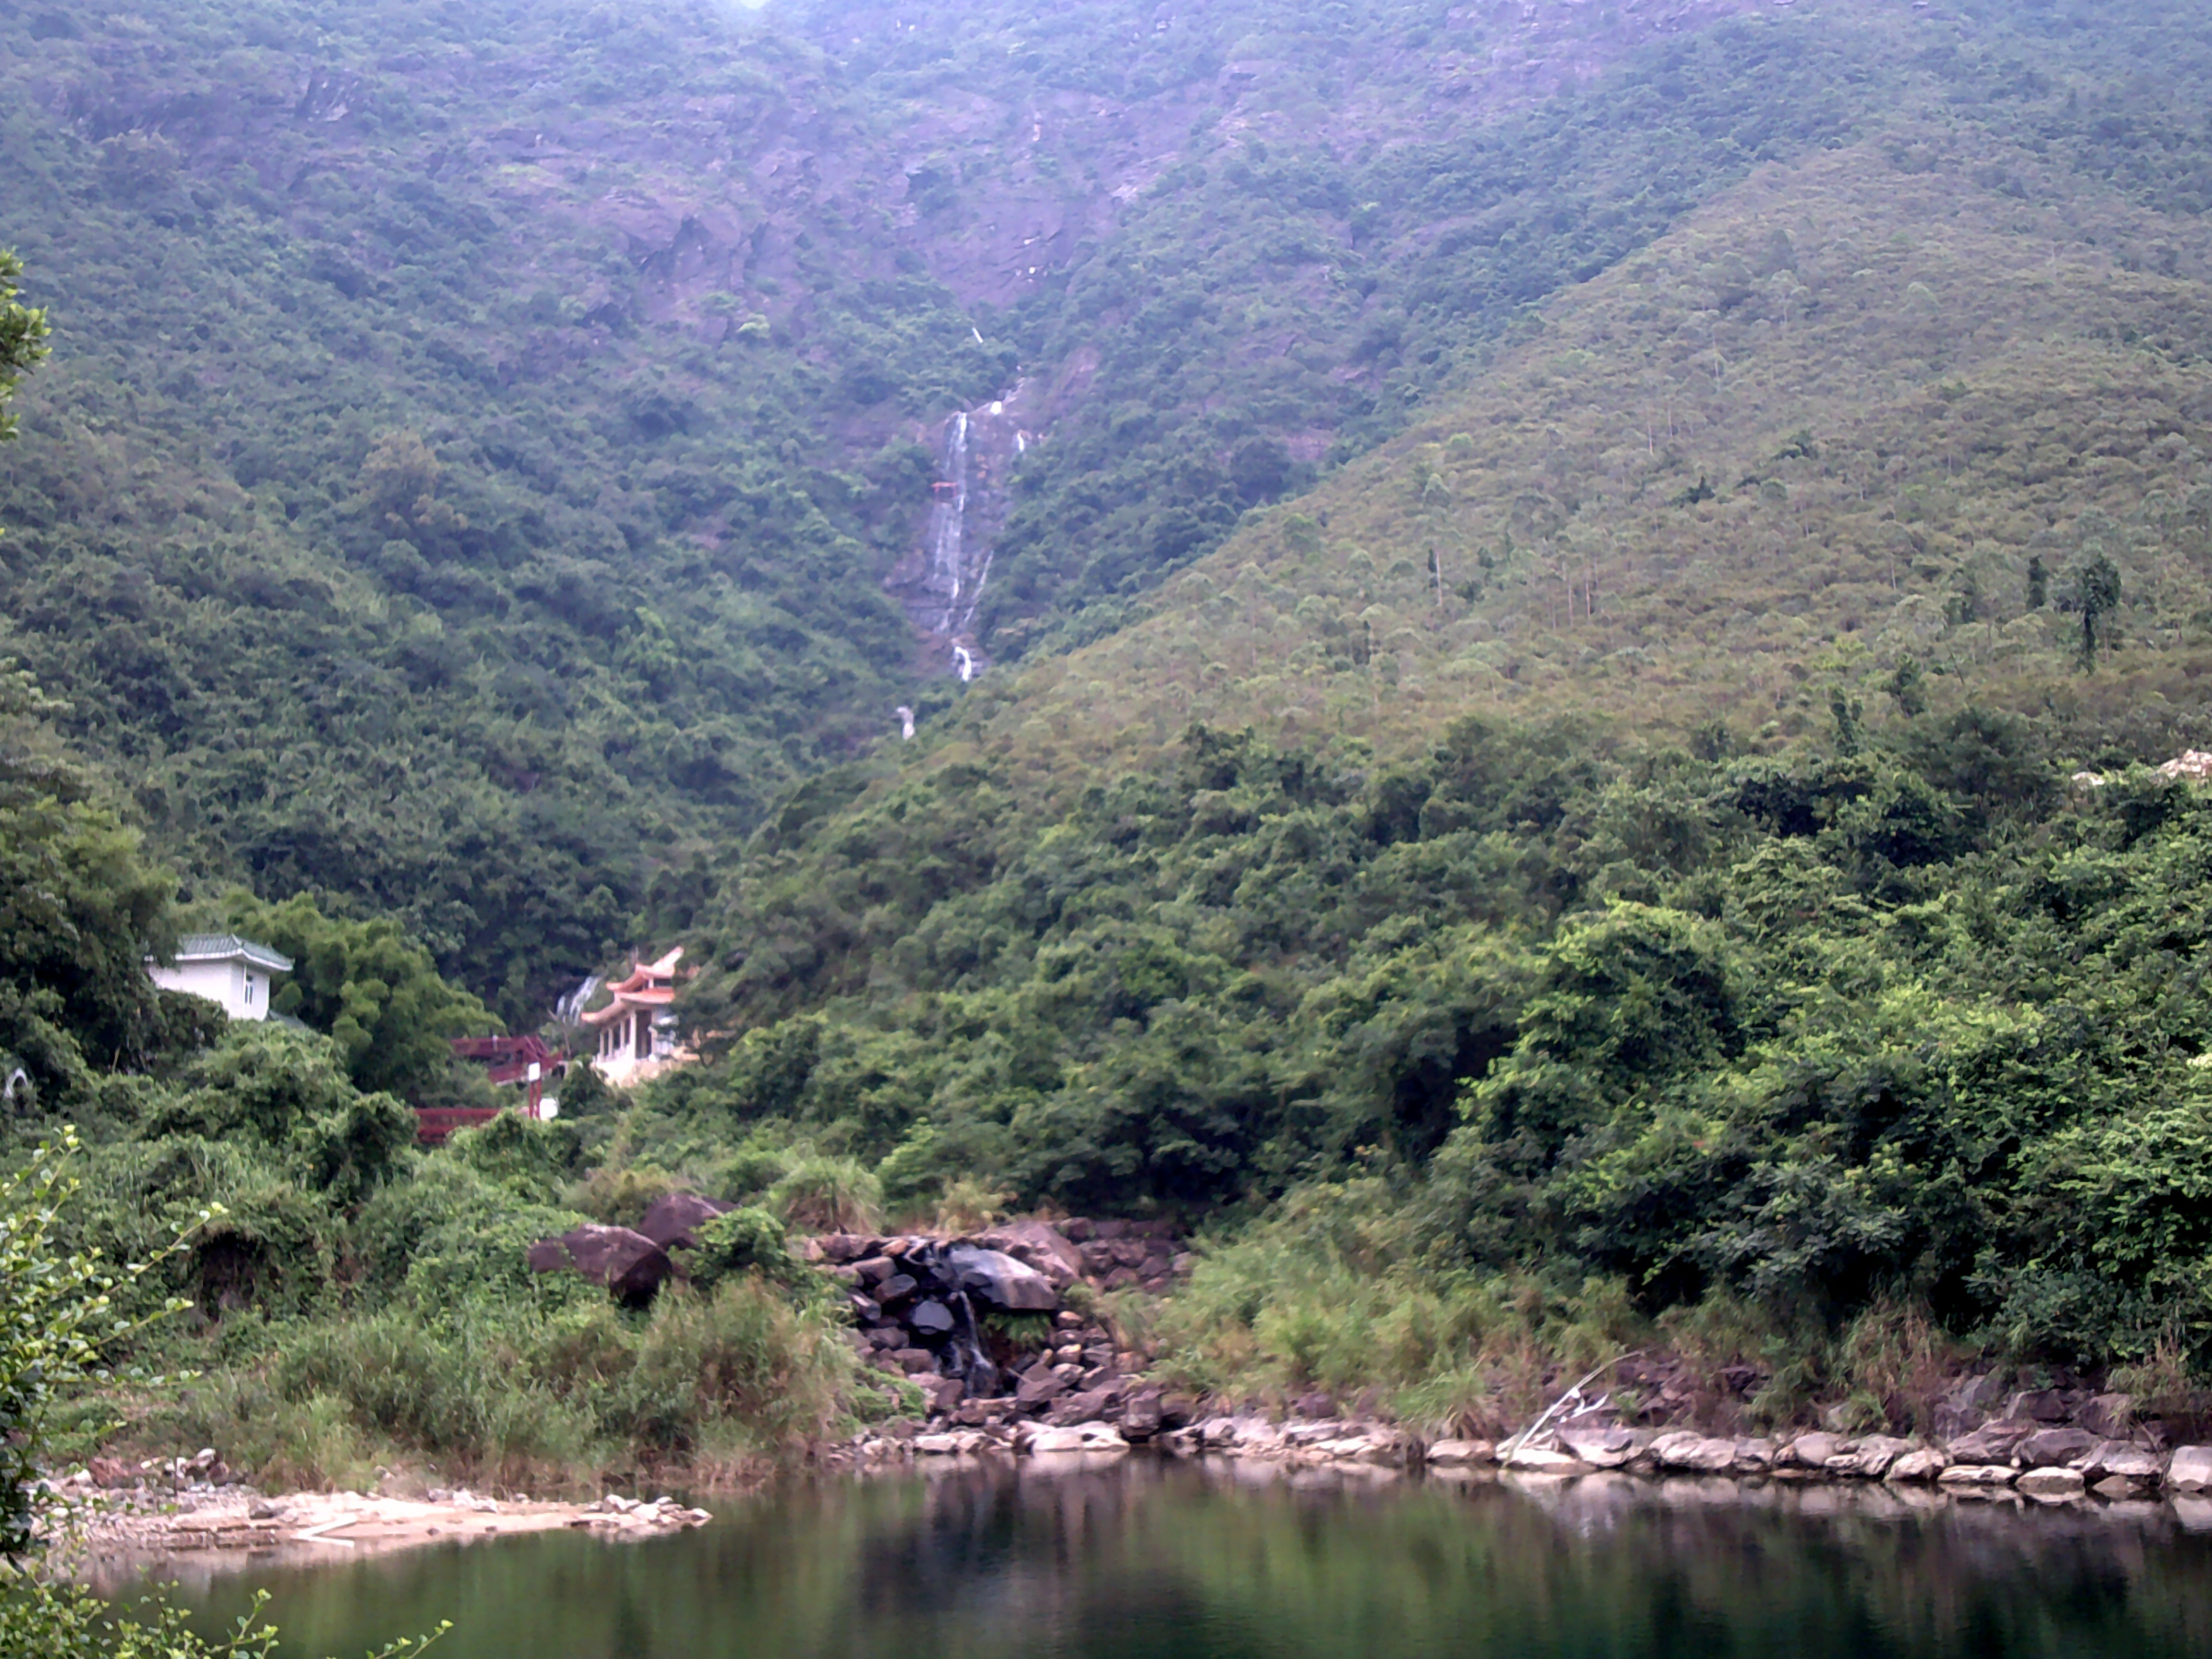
[{"left": 148, "top": 959, "right": 271, "bottom": 1020}]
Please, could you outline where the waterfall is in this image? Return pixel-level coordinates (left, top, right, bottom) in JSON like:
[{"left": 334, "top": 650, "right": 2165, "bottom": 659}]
[
  {"left": 888, "top": 387, "right": 1034, "bottom": 682},
  {"left": 928, "top": 413, "right": 971, "bottom": 635},
  {"left": 913, "top": 1241, "right": 1002, "bottom": 1397}
]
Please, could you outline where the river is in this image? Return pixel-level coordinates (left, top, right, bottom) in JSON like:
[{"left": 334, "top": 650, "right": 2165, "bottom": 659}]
[{"left": 120, "top": 1459, "right": 2212, "bottom": 1658}]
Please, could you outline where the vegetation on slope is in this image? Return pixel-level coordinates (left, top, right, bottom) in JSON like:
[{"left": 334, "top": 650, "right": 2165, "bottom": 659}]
[
  {"left": 641, "top": 44, "right": 2212, "bottom": 1413},
  {"left": 0, "top": 0, "right": 1014, "bottom": 1019},
  {"left": 15, "top": 0, "right": 2212, "bottom": 1478},
  {"left": 11, "top": 0, "right": 2152, "bottom": 1019},
  {"left": 912, "top": 133, "right": 2212, "bottom": 800}
]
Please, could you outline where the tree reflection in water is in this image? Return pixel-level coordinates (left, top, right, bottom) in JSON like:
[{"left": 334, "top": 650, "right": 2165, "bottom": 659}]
[{"left": 118, "top": 1460, "right": 2212, "bottom": 1659}]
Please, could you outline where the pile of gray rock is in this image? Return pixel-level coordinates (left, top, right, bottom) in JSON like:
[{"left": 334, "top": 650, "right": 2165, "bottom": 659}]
[
  {"left": 809, "top": 1218, "right": 1197, "bottom": 1442},
  {"left": 1161, "top": 1379, "right": 2212, "bottom": 1504},
  {"left": 574, "top": 1493, "right": 713, "bottom": 1531},
  {"left": 72, "top": 1448, "right": 235, "bottom": 1493}
]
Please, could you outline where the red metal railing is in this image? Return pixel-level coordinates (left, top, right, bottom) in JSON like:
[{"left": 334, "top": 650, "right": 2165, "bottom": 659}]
[
  {"left": 414, "top": 1106, "right": 511, "bottom": 1147},
  {"left": 421, "top": 1035, "right": 565, "bottom": 1143}
]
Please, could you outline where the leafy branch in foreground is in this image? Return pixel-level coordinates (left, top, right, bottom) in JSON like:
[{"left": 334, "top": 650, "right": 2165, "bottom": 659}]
[
  {"left": 0, "top": 1131, "right": 448, "bottom": 1659},
  {"left": 0, "top": 1131, "right": 197, "bottom": 1560}
]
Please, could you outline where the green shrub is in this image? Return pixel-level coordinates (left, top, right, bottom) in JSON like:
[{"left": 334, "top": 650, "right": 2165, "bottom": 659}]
[
  {"left": 72, "top": 1136, "right": 339, "bottom": 1323},
  {"left": 609, "top": 1277, "right": 860, "bottom": 1458},
  {"left": 567, "top": 1161, "right": 689, "bottom": 1227},
  {"left": 766, "top": 1154, "right": 882, "bottom": 1233},
  {"left": 447, "top": 1110, "right": 584, "bottom": 1205},
  {"left": 349, "top": 1159, "right": 587, "bottom": 1309},
  {"left": 274, "top": 1309, "right": 601, "bottom": 1479},
  {"left": 687, "top": 1206, "right": 795, "bottom": 1293}
]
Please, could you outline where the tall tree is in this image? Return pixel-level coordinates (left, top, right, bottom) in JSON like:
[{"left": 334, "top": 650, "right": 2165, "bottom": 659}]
[
  {"left": 2073, "top": 550, "right": 2123, "bottom": 671},
  {"left": 0, "top": 249, "right": 45, "bottom": 448}
]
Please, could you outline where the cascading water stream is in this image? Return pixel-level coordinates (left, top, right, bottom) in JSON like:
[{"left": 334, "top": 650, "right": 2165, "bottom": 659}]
[
  {"left": 914, "top": 1241, "right": 1002, "bottom": 1396},
  {"left": 927, "top": 413, "right": 971, "bottom": 637},
  {"left": 887, "top": 388, "right": 1033, "bottom": 686}
]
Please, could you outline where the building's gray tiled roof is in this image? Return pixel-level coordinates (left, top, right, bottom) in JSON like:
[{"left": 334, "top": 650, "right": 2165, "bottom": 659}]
[{"left": 165, "top": 934, "right": 294, "bottom": 972}]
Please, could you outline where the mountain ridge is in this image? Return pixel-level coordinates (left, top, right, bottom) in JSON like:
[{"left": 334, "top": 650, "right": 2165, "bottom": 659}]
[{"left": 884, "top": 128, "right": 2212, "bottom": 813}]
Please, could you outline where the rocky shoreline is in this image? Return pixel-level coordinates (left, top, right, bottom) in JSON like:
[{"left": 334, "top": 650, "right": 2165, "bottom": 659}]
[
  {"left": 800, "top": 1219, "right": 2212, "bottom": 1519},
  {"left": 40, "top": 1469, "right": 710, "bottom": 1561},
  {"left": 834, "top": 1409, "right": 2212, "bottom": 1517},
  {"left": 53, "top": 1403, "right": 2212, "bottom": 1566},
  {"left": 59, "top": 1215, "right": 2212, "bottom": 1559},
  {"left": 835, "top": 1345, "right": 2212, "bottom": 1518}
]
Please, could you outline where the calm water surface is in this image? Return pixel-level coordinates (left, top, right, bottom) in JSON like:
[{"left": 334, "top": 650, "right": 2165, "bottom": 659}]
[{"left": 116, "top": 1459, "right": 2212, "bottom": 1659}]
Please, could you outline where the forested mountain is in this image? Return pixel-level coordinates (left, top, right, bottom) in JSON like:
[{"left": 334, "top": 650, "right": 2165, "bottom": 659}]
[
  {"left": 12, "top": 0, "right": 2212, "bottom": 1472},
  {"left": 659, "top": 0, "right": 2212, "bottom": 1396},
  {"left": 16, "top": 0, "right": 2184, "bottom": 1013}
]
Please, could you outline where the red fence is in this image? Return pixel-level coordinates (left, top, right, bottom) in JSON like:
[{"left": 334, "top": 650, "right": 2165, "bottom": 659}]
[{"left": 413, "top": 1106, "right": 513, "bottom": 1146}]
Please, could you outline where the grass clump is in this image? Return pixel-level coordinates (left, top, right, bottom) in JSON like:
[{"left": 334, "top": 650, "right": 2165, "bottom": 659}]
[{"left": 767, "top": 1155, "right": 882, "bottom": 1234}]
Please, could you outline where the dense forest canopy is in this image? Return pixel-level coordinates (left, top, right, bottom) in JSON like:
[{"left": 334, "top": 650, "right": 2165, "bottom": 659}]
[{"left": 8, "top": 0, "right": 2212, "bottom": 1482}]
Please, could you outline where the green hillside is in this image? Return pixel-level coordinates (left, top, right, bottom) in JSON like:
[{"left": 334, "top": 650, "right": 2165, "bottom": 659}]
[
  {"left": 13, "top": 0, "right": 2212, "bottom": 1481},
  {"left": 0, "top": 0, "right": 2077, "bottom": 1014},
  {"left": 935, "top": 137, "right": 2212, "bottom": 787},
  {"left": 690, "top": 120, "right": 2212, "bottom": 1029},
  {"left": 648, "top": 41, "right": 2212, "bottom": 1403},
  {"left": 0, "top": 0, "right": 1019, "bottom": 1016}
]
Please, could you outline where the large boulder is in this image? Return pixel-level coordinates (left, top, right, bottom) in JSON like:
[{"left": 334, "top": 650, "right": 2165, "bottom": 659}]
[
  {"left": 973, "top": 1221, "right": 1086, "bottom": 1287},
  {"left": 1502, "top": 1444, "right": 1592, "bottom": 1475},
  {"left": 2078, "top": 1392, "right": 2137, "bottom": 1441},
  {"left": 1932, "top": 1373, "right": 2006, "bottom": 1442},
  {"left": 2167, "top": 1446, "right": 2212, "bottom": 1492},
  {"left": 1427, "top": 1439, "right": 1497, "bottom": 1467},
  {"left": 1557, "top": 1427, "right": 1640, "bottom": 1469},
  {"left": 1048, "top": 1385, "right": 1125, "bottom": 1426},
  {"left": 527, "top": 1226, "right": 673, "bottom": 1305},
  {"left": 2017, "top": 1466, "right": 2086, "bottom": 1501},
  {"left": 1120, "top": 1391, "right": 1166, "bottom": 1440},
  {"left": 2004, "top": 1388, "right": 2072, "bottom": 1423},
  {"left": 636, "top": 1192, "right": 732, "bottom": 1251},
  {"left": 2016, "top": 1426, "right": 2098, "bottom": 1468},
  {"left": 1780, "top": 1432, "right": 1849, "bottom": 1468},
  {"left": 1021, "top": 1421, "right": 1128, "bottom": 1455},
  {"left": 1831, "top": 1436, "right": 1913, "bottom": 1479},
  {"left": 945, "top": 1244, "right": 1058, "bottom": 1311},
  {"left": 1937, "top": 1464, "right": 2017, "bottom": 1487},
  {"left": 1886, "top": 1448, "right": 1948, "bottom": 1483},
  {"left": 1943, "top": 1420, "right": 2037, "bottom": 1464},
  {"left": 1650, "top": 1432, "right": 1736, "bottom": 1473},
  {"left": 2079, "top": 1442, "right": 2164, "bottom": 1483},
  {"left": 1015, "top": 1368, "right": 1069, "bottom": 1409}
]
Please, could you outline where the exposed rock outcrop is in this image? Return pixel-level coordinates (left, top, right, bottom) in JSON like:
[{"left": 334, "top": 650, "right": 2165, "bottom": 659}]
[
  {"left": 526, "top": 1225, "right": 672, "bottom": 1306},
  {"left": 636, "top": 1192, "right": 732, "bottom": 1251},
  {"left": 810, "top": 1217, "right": 1191, "bottom": 1443}
]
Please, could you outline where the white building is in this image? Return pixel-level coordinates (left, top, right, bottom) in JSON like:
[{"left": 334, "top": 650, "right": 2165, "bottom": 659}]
[
  {"left": 146, "top": 934, "right": 293, "bottom": 1020},
  {"left": 580, "top": 946, "right": 694, "bottom": 1087}
]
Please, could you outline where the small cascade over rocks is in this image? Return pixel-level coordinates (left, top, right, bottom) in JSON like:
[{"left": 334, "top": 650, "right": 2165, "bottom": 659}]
[
  {"left": 886, "top": 386, "right": 1036, "bottom": 681},
  {"left": 812, "top": 1218, "right": 1194, "bottom": 1436}
]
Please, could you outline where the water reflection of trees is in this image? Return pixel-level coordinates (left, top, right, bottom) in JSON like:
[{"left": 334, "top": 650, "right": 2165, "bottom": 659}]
[{"left": 148, "top": 1463, "right": 2212, "bottom": 1659}]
